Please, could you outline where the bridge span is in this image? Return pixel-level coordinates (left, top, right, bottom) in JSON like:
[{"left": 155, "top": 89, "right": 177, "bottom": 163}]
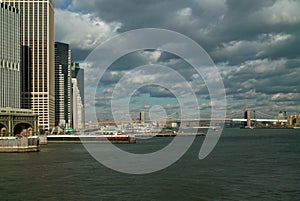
[{"left": 231, "top": 119, "right": 288, "bottom": 123}]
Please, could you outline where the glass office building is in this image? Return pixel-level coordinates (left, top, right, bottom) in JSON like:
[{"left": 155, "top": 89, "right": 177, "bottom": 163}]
[
  {"left": 55, "top": 42, "right": 72, "bottom": 128},
  {"left": 0, "top": 2, "right": 21, "bottom": 108}
]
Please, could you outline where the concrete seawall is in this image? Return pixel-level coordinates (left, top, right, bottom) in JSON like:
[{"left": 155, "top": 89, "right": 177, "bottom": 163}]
[{"left": 0, "top": 137, "right": 40, "bottom": 153}]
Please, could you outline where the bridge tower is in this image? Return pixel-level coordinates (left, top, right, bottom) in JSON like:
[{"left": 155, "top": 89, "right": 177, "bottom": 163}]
[
  {"left": 244, "top": 110, "right": 251, "bottom": 128},
  {"left": 140, "top": 111, "right": 145, "bottom": 124}
]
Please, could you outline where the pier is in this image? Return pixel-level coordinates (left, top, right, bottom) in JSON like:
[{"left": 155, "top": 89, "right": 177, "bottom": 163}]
[
  {"left": 0, "top": 136, "right": 40, "bottom": 153},
  {"left": 46, "top": 134, "right": 136, "bottom": 144},
  {"left": 0, "top": 108, "right": 40, "bottom": 152}
]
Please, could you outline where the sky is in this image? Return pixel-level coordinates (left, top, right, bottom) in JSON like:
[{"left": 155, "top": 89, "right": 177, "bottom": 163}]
[{"left": 53, "top": 0, "right": 300, "bottom": 121}]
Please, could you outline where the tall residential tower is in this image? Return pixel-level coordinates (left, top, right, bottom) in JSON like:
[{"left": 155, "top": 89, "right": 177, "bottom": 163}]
[{"left": 3, "top": 0, "right": 55, "bottom": 130}]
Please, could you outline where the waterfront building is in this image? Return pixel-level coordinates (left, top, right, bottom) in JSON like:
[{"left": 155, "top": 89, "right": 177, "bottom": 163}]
[
  {"left": 0, "top": 2, "right": 20, "bottom": 108},
  {"left": 0, "top": 2, "right": 39, "bottom": 137},
  {"left": 3, "top": 0, "right": 55, "bottom": 131},
  {"left": 71, "top": 63, "right": 85, "bottom": 130},
  {"left": 54, "top": 42, "right": 72, "bottom": 128},
  {"left": 288, "top": 115, "right": 300, "bottom": 126}
]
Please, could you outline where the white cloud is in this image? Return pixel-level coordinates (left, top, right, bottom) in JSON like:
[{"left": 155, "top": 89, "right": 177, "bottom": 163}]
[
  {"left": 55, "top": 9, "right": 121, "bottom": 50},
  {"left": 262, "top": 0, "right": 300, "bottom": 24},
  {"left": 253, "top": 61, "right": 285, "bottom": 74},
  {"left": 271, "top": 93, "right": 298, "bottom": 101},
  {"left": 212, "top": 33, "right": 292, "bottom": 62},
  {"left": 140, "top": 51, "right": 162, "bottom": 64},
  {"left": 177, "top": 7, "right": 192, "bottom": 18},
  {"left": 176, "top": 7, "right": 197, "bottom": 26}
]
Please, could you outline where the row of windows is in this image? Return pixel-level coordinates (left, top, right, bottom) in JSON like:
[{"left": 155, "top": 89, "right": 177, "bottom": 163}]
[
  {"left": 0, "top": 61, "right": 20, "bottom": 71},
  {"left": 0, "top": 9, "right": 20, "bottom": 62},
  {"left": 22, "top": 94, "right": 50, "bottom": 98},
  {"left": 0, "top": 3, "right": 19, "bottom": 13},
  {"left": 5, "top": 0, "right": 55, "bottom": 129},
  {"left": 0, "top": 68, "right": 20, "bottom": 108}
]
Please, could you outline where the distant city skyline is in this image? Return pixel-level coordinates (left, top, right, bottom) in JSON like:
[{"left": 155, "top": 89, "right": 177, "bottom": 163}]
[{"left": 53, "top": 0, "right": 300, "bottom": 121}]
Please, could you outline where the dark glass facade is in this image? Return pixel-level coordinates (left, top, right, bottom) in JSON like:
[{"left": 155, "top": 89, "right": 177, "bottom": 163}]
[{"left": 55, "top": 42, "right": 71, "bottom": 127}]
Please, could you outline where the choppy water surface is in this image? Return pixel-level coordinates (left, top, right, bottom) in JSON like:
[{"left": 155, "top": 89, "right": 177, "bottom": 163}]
[{"left": 1, "top": 129, "right": 299, "bottom": 201}]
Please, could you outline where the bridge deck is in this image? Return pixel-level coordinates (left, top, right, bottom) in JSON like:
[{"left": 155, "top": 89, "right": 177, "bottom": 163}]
[{"left": 231, "top": 119, "right": 287, "bottom": 122}]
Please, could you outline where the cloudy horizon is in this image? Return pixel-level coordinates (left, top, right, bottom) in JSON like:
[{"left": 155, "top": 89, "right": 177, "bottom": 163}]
[{"left": 53, "top": 0, "right": 300, "bottom": 121}]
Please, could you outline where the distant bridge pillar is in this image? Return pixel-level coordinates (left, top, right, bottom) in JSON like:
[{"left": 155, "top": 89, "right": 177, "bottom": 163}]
[
  {"left": 244, "top": 110, "right": 251, "bottom": 128},
  {"left": 140, "top": 111, "right": 145, "bottom": 124}
]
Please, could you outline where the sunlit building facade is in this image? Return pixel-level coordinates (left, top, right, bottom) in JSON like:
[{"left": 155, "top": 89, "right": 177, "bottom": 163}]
[
  {"left": 71, "top": 63, "right": 85, "bottom": 130},
  {"left": 3, "top": 0, "right": 55, "bottom": 130}
]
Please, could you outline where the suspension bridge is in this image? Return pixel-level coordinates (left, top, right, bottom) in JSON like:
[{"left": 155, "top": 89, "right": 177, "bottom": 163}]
[
  {"left": 226, "top": 110, "right": 288, "bottom": 128},
  {"left": 92, "top": 110, "right": 289, "bottom": 129},
  {"left": 155, "top": 110, "right": 289, "bottom": 128}
]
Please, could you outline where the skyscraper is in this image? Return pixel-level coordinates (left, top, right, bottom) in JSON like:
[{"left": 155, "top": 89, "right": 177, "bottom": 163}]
[
  {"left": 3, "top": 0, "right": 55, "bottom": 130},
  {"left": 71, "top": 62, "right": 84, "bottom": 104},
  {"left": 0, "top": 2, "right": 21, "bottom": 108},
  {"left": 71, "top": 63, "right": 85, "bottom": 130},
  {"left": 55, "top": 42, "right": 72, "bottom": 128}
]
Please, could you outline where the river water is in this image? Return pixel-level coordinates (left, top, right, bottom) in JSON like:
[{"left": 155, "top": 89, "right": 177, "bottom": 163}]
[{"left": 1, "top": 129, "right": 299, "bottom": 201}]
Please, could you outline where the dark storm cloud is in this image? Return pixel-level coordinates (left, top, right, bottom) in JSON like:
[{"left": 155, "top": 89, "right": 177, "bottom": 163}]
[
  {"left": 211, "top": 0, "right": 292, "bottom": 40},
  {"left": 157, "top": 52, "right": 180, "bottom": 63},
  {"left": 96, "top": 50, "right": 199, "bottom": 86},
  {"left": 210, "top": 0, "right": 300, "bottom": 64},
  {"left": 108, "top": 51, "right": 153, "bottom": 71},
  {"left": 71, "top": 48, "right": 92, "bottom": 61},
  {"left": 54, "top": 0, "right": 300, "bottom": 119},
  {"left": 222, "top": 59, "right": 300, "bottom": 96},
  {"left": 64, "top": 0, "right": 300, "bottom": 65},
  {"left": 138, "top": 86, "right": 175, "bottom": 98},
  {"left": 70, "top": 0, "right": 188, "bottom": 30}
]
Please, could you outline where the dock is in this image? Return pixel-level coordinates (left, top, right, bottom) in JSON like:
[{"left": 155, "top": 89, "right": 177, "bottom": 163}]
[
  {"left": 46, "top": 134, "right": 136, "bottom": 144},
  {"left": 39, "top": 136, "right": 48, "bottom": 145},
  {"left": 0, "top": 136, "right": 40, "bottom": 153},
  {"left": 156, "top": 133, "right": 206, "bottom": 137}
]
